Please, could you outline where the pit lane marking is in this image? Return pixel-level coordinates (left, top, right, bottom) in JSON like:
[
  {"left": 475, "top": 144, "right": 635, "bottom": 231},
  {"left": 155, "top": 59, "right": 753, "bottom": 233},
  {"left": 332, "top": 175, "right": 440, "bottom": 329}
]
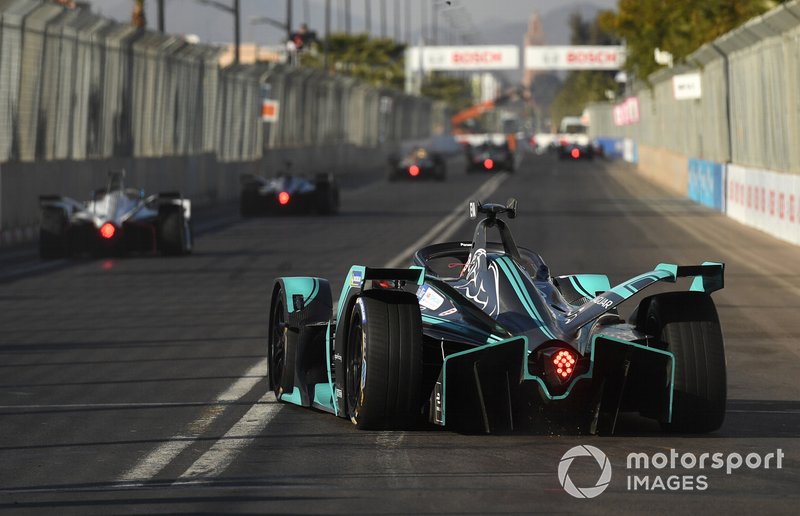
[
  {"left": 172, "top": 392, "right": 280, "bottom": 484},
  {"left": 116, "top": 359, "right": 269, "bottom": 485}
]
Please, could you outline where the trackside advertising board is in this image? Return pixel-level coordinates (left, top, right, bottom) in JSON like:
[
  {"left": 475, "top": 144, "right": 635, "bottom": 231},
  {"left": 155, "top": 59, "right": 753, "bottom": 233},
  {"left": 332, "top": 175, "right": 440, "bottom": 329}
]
[
  {"left": 525, "top": 46, "right": 625, "bottom": 70},
  {"left": 727, "top": 164, "right": 800, "bottom": 245},
  {"left": 688, "top": 159, "right": 725, "bottom": 212},
  {"left": 407, "top": 46, "right": 519, "bottom": 71}
]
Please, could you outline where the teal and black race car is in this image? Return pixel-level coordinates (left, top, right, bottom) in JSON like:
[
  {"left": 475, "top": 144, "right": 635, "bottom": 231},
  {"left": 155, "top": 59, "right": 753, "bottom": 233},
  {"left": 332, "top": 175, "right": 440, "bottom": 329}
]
[{"left": 267, "top": 200, "right": 726, "bottom": 434}]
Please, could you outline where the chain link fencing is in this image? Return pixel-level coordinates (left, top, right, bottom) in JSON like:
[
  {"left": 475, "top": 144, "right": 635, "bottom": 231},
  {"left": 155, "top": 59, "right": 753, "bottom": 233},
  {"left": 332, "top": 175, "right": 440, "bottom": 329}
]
[
  {"left": 586, "top": 0, "right": 800, "bottom": 175},
  {"left": 0, "top": 0, "right": 433, "bottom": 165}
]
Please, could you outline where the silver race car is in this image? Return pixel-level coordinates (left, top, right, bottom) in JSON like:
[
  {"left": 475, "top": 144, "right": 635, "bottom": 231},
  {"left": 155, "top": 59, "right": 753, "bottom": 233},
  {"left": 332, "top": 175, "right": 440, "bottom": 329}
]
[{"left": 38, "top": 171, "right": 192, "bottom": 259}]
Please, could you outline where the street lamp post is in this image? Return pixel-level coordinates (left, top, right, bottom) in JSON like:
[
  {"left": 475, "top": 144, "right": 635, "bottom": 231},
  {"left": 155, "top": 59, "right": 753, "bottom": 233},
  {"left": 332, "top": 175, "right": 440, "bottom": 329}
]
[
  {"left": 405, "top": 0, "right": 410, "bottom": 43},
  {"left": 157, "top": 0, "right": 165, "bottom": 32},
  {"left": 432, "top": 0, "right": 437, "bottom": 44},
  {"left": 380, "top": 0, "right": 387, "bottom": 38},
  {"left": 198, "top": 0, "right": 241, "bottom": 65},
  {"left": 394, "top": 0, "right": 399, "bottom": 41},
  {"left": 324, "top": 0, "right": 331, "bottom": 69},
  {"left": 287, "top": 0, "right": 293, "bottom": 40}
]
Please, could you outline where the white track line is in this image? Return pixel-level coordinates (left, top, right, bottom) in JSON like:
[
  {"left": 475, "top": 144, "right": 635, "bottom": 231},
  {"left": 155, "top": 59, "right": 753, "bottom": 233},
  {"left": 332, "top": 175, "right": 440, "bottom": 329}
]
[
  {"left": 0, "top": 402, "right": 245, "bottom": 409},
  {"left": 116, "top": 359, "right": 268, "bottom": 485},
  {"left": 385, "top": 172, "right": 509, "bottom": 268},
  {"left": 173, "top": 392, "right": 279, "bottom": 484}
]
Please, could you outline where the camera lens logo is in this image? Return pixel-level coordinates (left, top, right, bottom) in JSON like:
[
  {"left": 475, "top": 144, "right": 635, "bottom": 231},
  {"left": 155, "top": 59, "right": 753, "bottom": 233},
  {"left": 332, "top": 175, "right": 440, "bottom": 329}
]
[{"left": 558, "top": 445, "right": 612, "bottom": 499}]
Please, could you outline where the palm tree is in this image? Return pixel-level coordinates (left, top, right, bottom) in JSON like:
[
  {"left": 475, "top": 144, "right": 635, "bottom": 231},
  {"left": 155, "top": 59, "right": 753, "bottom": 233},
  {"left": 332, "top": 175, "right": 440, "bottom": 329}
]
[{"left": 132, "top": 0, "right": 146, "bottom": 28}]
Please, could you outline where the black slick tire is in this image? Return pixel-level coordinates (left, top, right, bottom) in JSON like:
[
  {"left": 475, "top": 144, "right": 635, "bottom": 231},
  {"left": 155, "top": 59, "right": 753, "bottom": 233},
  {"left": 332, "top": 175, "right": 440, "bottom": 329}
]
[
  {"left": 642, "top": 292, "right": 726, "bottom": 433},
  {"left": 158, "top": 205, "right": 191, "bottom": 255},
  {"left": 39, "top": 206, "right": 69, "bottom": 260},
  {"left": 345, "top": 290, "right": 423, "bottom": 430}
]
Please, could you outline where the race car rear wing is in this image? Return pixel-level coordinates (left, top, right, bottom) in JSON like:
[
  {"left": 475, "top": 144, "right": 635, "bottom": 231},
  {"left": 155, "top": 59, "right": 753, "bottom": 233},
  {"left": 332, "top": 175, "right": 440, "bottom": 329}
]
[
  {"left": 563, "top": 262, "right": 724, "bottom": 334},
  {"left": 39, "top": 195, "right": 84, "bottom": 214}
]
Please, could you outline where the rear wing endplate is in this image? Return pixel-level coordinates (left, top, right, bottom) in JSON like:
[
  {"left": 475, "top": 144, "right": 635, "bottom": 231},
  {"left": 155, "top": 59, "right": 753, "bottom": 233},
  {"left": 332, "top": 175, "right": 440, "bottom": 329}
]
[{"left": 563, "top": 262, "right": 725, "bottom": 334}]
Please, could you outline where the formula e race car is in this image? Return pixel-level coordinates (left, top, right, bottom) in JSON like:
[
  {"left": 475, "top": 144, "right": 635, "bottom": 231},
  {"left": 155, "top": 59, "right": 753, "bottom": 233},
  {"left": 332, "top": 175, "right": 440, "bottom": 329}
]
[
  {"left": 467, "top": 142, "right": 514, "bottom": 173},
  {"left": 557, "top": 116, "right": 595, "bottom": 160},
  {"left": 38, "top": 171, "right": 192, "bottom": 259},
  {"left": 389, "top": 147, "right": 446, "bottom": 182},
  {"left": 267, "top": 199, "right": 726, "bottom": 434},
  {"left": 240, "top": 172, "right": 339, "bottom": 216}
]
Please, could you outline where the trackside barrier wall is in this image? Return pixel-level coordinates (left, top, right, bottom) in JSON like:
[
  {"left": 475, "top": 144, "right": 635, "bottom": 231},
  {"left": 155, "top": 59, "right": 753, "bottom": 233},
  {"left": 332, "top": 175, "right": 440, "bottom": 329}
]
[
  {"left": 727, "top": 164, "right": 800, "bottom": 246},
  {"left": 688, "top": 158, "right": 726, "bottom": 212},
  {"left": 585, "top": 0, "right": 800, "bottom": 245},
  {"left": 594, "top": 138, "right": 623, "bottom": 159},
  {"left": 0, "top": 0, "right": 433, "bottom": 243}
]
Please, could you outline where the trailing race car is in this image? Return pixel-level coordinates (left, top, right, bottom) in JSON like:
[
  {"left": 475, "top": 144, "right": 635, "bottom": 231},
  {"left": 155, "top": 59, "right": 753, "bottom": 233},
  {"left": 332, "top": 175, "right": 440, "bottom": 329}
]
[
  {"left": 38, "top": 171, "right": 192, "bottom": 259},
  {"left": 467, "top": 142, "right": 514, "bottom": 172},
  {"left": 267, "top": 199, "right": 726, "bottom": 434},
  {"left": 557, "top": 116, "right": 594, "bottom": 160},
  {"left": 389, "top": 147, "right": 446, "bottom": 182},
  {"left": 240, "top": 172, "right": 339, "bottom": 216}
]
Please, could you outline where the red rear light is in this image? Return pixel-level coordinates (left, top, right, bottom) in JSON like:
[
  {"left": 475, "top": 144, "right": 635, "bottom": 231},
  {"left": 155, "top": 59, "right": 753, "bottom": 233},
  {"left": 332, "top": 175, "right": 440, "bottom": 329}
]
[
  {"left": 99, "top": 223, "right": 116, "bottom": 239},
  {"left": 571, "top": 148, "right": 580, "bottom": 159},
  {"left": 278, "top": 191, "right": 290, "bottom": 205},
  {"left": 408, "top": 165, "right": 420, "bottom": 177},
  {"left": 484, "top": 159, "right": 494, "bottom": 169},
  {"left": 552, "top": 349, "right": 576, "bottom": 379}
]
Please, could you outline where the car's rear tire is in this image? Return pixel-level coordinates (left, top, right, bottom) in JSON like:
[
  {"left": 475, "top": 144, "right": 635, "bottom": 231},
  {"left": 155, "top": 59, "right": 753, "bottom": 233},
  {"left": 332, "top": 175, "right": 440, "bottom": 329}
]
[
  {"left": 642, "top": 292, "right": 726, "bottom": 433},
  {"left": 159, "top": 205, "right": 191, "bottom": 255},
  {"left": 346, "top": 290, "right": 423, "bottom": 429},
  {"left": 240, "top": 186, "right": 261, "bottom": 217},
  {"left": 434, "top": 162, "right": 446, "bottom": 182},
  {"left": 39, "top": 206, "right": 69, "bottom": 260},
  {"left": 314, "top": 174, "right": 339, "bottom": 215}
]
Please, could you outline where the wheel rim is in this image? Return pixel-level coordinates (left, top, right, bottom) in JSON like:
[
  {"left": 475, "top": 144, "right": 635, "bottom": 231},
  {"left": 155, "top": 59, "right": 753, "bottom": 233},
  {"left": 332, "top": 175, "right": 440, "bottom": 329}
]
[
  {"left": 346, "top": 307, "right": 364, "bottom": 420},
  {"left": 269, "top": 296, "right": 286, "bottom": 394}
]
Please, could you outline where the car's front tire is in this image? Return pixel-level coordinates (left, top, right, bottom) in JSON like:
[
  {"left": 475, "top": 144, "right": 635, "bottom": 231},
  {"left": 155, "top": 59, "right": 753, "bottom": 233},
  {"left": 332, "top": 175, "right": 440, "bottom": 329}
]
[
  {"left": 39, "top": 206, "right": 69, "bottom": 260},
  {"left": 345, "top": 290, "right": 423, "bottom": 429},
  {"left": 642, "top": 292, "right": 726, "bottom": 433}
]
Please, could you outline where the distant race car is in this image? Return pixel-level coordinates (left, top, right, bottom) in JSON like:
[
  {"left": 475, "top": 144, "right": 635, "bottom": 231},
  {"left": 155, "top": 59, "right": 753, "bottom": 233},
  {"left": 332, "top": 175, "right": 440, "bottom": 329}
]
[
  {"left": 558, "top": 140, "right": 595, "bottom": 160},
  {"left": 240, "top": 173, "right": 339, "bottom": 216},
  {"left": 557, "top": 117, "right": 594, "bottom": 160},
  {"left": 267, "top": 199, "right": 727, "bottom": 434},
  {"left": 38, "top": 171, "right": 192, "bottom": 259},
  {"left": 389, "top": 147, "right": 446, "bottom": 181},
  {"left": 467, "top": 142, "right": 514, "bottom": 172}
]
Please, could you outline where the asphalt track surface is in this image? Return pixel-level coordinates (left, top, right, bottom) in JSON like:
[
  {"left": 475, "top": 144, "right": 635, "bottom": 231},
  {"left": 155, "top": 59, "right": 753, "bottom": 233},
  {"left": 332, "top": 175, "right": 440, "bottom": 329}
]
[{"left": 0, "top": 154, "right": 798, "bottom": 515}]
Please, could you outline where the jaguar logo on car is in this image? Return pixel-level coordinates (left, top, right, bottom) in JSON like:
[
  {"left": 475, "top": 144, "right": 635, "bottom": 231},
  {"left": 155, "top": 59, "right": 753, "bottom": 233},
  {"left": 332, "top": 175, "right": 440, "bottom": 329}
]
[{"left": 592, "top": 296, "right": 614, "bottom": 309}]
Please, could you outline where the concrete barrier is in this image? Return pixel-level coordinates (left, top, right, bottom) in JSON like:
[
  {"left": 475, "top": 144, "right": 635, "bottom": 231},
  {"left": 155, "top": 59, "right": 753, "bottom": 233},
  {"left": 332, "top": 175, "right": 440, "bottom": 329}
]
[
  {"left": 0, "top": 143, "right": 394, "bottom": 247},
  {"left": 595, "top": 138, "right": 624, "bottom": 160},
  {"left": 636, "top": 145, "right": 688, "bottom": 196},
  {"left": 688, "top": 158, "right": 726, "bottom": 212},
  {"left": 727, "top": 164, "right": 800, "bottom": 246}
]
